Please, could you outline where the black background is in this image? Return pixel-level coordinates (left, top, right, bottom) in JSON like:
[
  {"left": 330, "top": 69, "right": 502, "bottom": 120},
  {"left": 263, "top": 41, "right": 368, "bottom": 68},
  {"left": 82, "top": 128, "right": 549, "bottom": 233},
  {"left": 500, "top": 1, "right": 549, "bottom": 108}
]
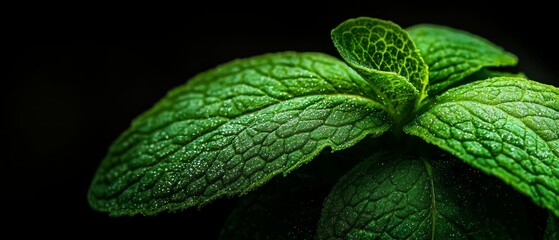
[{"left": 6, "top": 3, "right": 558, "bottom": 237}]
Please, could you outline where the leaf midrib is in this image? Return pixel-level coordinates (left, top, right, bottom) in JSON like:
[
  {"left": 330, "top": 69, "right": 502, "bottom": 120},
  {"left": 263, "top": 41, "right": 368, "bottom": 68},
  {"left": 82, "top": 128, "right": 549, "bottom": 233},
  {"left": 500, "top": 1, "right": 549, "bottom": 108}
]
[
  {"left": 415, "top": 100, "right": 557, "bottom": 185},
  {"left": 422, "top": 158, "right": 437, "bottom": 240},
  {"left": 110, "top": 86, "right": 388, "bottom": 157},
  {"left": 101, "top": 93, "right": 387, "bottom": 199},
  {"left": 439, "top": 99, "right": 558, "bottom": 158},
  {"left": 422, "top": 158, "right": 473, "bottom": 239}
]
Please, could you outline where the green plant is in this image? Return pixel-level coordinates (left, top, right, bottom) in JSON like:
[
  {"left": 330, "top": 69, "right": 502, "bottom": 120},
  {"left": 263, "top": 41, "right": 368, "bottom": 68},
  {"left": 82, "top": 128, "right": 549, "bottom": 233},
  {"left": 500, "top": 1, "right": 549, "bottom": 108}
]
[{"left": 89, "top": 17, "right": 559, "bottom": 239}]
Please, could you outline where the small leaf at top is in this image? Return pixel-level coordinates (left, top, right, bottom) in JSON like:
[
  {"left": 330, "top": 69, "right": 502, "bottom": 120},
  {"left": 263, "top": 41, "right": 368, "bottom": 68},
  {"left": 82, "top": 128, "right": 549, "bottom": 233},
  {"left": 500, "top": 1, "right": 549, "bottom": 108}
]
[
  {"left": 317, "top": 152, "right": 533, "bottom": 239},
  {"left": 405, "top": 77, "right": 559, "bottom": 217},
  {"left": 88, "top": 52, "right": 391, "bottom": 216},
  {"left": 331, "top": 17, "right": 428, "bottom": 119},
  {"left": 407, "top": 24, "right": 517, "bottom": 94}
]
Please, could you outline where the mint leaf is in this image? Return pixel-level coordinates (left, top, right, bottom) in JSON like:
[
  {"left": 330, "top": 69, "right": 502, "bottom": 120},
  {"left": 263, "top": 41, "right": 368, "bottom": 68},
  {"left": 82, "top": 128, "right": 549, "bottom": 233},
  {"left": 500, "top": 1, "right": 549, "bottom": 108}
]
[
  {"left": 463, "top": 68, "right": 526, "bottom": 82},
  {"left": 219, "top": 154, "right": 351, "bottom": 240},
  {"left": 405, "top": 77, "right": 559, "bottom": 217},
  {"left": 219, "top": 174, "right": 321, "bottom": 240},
  {"left": 440, "top": 69, "right": 526, "bottom": 94},
  {"left": 407, "top": 24, "right": 517, "bottom": 94},
  {"left": 88, "top": 52, "right": 390, "bottom": 216},
  {"left": 331, "top": 17, "right": 428, "bottom": 119},
  {"left": 317, "top": 152, "right": 532, "bottom": 239},
  {"left": 545, "top": 214, "right": 559, "bottom": 240}
]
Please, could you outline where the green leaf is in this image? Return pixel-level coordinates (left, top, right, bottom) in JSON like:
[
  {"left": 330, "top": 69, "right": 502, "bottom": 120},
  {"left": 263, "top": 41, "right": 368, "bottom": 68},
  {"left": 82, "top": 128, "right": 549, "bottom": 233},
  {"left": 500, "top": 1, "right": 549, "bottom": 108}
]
[
  {"left": 219, "top": 174, "right": 321, "bottom": 240},
  {"left": 219, "top": 153, "right": 352, "bottom": 240},
  {"left": 407, "top": 24, "right": 517, "bottom": 94},
  {"left": 436, "top": 69, "right": 526, "bottom": 94},
  {"left": 545, "top": 214, "right": 559, "bottom": 240},
  {"left": 317, "top": 152, "right": 532, "bottom": 239},
  {"left": 405, "top": 77, "right": 559, "bottom": 217},
  {"left": 462, "top": 68, "right": 526, "bottom": 82},
  {"left": 88, "top": 52, "right": 391, "bottom": 216},
  {"left": 331, "top": 17, "right": 428, "bottom": 119}
]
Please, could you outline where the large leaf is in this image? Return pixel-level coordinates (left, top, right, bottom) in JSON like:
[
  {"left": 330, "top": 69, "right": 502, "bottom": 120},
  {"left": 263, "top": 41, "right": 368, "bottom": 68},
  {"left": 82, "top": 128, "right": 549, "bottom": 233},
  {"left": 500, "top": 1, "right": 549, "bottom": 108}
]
[
  {"left": 407, "top": 24, "right": 517, "bottom": 94},
  {"left": 331, "top": 17, "right": 428, "bottom": 120},
  {"left": 405, "top": 77, "right": 559, "bottom": 217},
  {"left": 461, "top": 68, "right": 526, "bottom": 82},
  {"left": 219, "top": 174, "right": 322, "bottom": 240},
  {"left": 88, "top": 52, "right": 391, "bottom": 216},
  {"left": 219, "top": 153, "right": 354, "bottom": 240},
  {"left": 545, "top": 214, "right": 559, "bottom": 240},
  {"left": 317, "top": 152, "right": 532, "bottom": 239}
]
